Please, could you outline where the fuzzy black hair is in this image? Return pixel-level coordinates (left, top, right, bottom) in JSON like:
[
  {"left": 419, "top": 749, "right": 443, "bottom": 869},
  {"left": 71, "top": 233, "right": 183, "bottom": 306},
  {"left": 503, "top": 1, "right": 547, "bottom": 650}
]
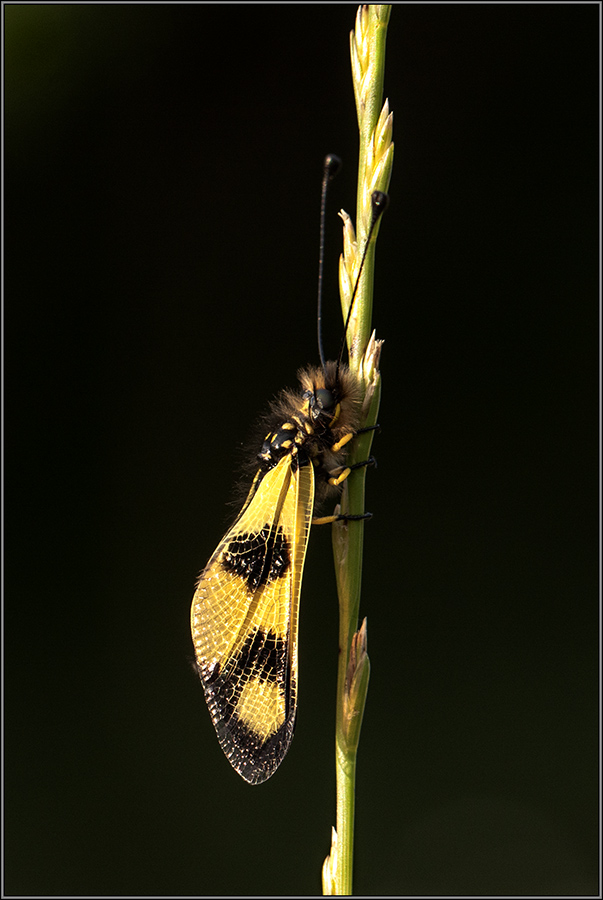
[{"left": 225, "top": 361, "right": 363, "bottom": 522}]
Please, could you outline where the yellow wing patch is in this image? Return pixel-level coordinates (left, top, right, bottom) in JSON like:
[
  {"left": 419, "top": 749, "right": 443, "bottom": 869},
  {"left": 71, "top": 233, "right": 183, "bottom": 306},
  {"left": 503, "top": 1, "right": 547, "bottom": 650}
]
[{"left": 190, "top": 455, "right": 314, "bottom": 784}]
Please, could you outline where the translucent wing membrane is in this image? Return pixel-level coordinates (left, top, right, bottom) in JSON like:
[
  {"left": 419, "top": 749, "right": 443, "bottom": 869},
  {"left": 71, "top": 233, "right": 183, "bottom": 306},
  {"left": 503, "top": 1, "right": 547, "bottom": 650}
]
[{"left": 191, "top": 456, "right": 314, "bottom": 783}]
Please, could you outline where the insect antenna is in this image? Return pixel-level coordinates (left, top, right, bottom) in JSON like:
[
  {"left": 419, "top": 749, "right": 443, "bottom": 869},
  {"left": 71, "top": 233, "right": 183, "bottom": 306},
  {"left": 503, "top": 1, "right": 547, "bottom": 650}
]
[
  {"left": 336, "top": 190, "right": 389, "bottom": 381},
  {"left": 317, "top": 154, "right": 342, "bottom": 370}
]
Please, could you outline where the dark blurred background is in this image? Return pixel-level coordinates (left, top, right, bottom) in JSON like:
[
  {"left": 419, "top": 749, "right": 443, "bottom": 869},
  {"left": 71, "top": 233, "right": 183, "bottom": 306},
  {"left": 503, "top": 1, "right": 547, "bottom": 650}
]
[{"left": 5, "top": 4, "right": 598, "bottom": 896}]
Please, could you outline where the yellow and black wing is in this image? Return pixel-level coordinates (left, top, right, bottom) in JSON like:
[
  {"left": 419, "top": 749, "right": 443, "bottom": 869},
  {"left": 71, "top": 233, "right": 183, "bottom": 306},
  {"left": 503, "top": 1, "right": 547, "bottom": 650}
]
[{"left": 190, "top": 454, "right": 314, "bottom": 784}]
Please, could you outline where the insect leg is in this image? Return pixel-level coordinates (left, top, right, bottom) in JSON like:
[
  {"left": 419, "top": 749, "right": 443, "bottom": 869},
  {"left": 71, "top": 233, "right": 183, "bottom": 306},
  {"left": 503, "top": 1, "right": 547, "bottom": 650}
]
[
  {"left": 355, "top": 423, "right": 381, "bottom": 436},
  {"left": 312, "top": 457, "right": 376, "bottom": 524},
  {"left": 312, "top": 510, "right": 373, "bottom": 525},
  {"left": 327, "top": 456, "right": 376, "bottom": 487},
  {"left": 330, "top": 424, "right": 380, "bottom": 454}
]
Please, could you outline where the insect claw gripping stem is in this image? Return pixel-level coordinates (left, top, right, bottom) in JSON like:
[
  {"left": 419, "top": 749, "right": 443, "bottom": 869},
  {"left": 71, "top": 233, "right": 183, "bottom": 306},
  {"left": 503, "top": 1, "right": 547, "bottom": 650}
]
[
  {"left": 348, "top": 456, "right": 376, "bottom": 472},
  {"left": 355, "top": 423, "right": 381, "bottom": 436},
  {"left": 336, "top": 511, "right": 373, "bottom": 522},
  {"left": 312, "top": 510, "right": 373, "bottom": 526}
]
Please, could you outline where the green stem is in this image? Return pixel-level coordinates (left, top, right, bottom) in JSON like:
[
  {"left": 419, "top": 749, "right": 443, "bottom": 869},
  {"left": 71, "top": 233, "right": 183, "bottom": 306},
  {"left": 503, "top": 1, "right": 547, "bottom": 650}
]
[
  {"left": 350, "top": 5, "right": 392, "bottom": 359},
  {"left": 325, "top": 6, "right": 392, "bottom": 895},
  {"left": 332, "top": 375, "right": 379, "bottom": 896}
]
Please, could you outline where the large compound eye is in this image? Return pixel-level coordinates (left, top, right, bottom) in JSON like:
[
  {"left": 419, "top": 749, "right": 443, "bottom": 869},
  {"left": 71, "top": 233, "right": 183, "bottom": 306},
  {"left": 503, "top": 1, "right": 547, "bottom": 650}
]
[{"left": 315, "top": 388, "right": 335, "bottom": 411}]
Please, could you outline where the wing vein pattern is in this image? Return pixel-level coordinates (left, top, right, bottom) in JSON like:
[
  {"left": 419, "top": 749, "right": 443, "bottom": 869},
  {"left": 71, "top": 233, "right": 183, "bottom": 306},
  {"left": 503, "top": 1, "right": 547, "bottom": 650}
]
[{"left": 191, "top": 455, "right": 314, "bottom": 783}]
